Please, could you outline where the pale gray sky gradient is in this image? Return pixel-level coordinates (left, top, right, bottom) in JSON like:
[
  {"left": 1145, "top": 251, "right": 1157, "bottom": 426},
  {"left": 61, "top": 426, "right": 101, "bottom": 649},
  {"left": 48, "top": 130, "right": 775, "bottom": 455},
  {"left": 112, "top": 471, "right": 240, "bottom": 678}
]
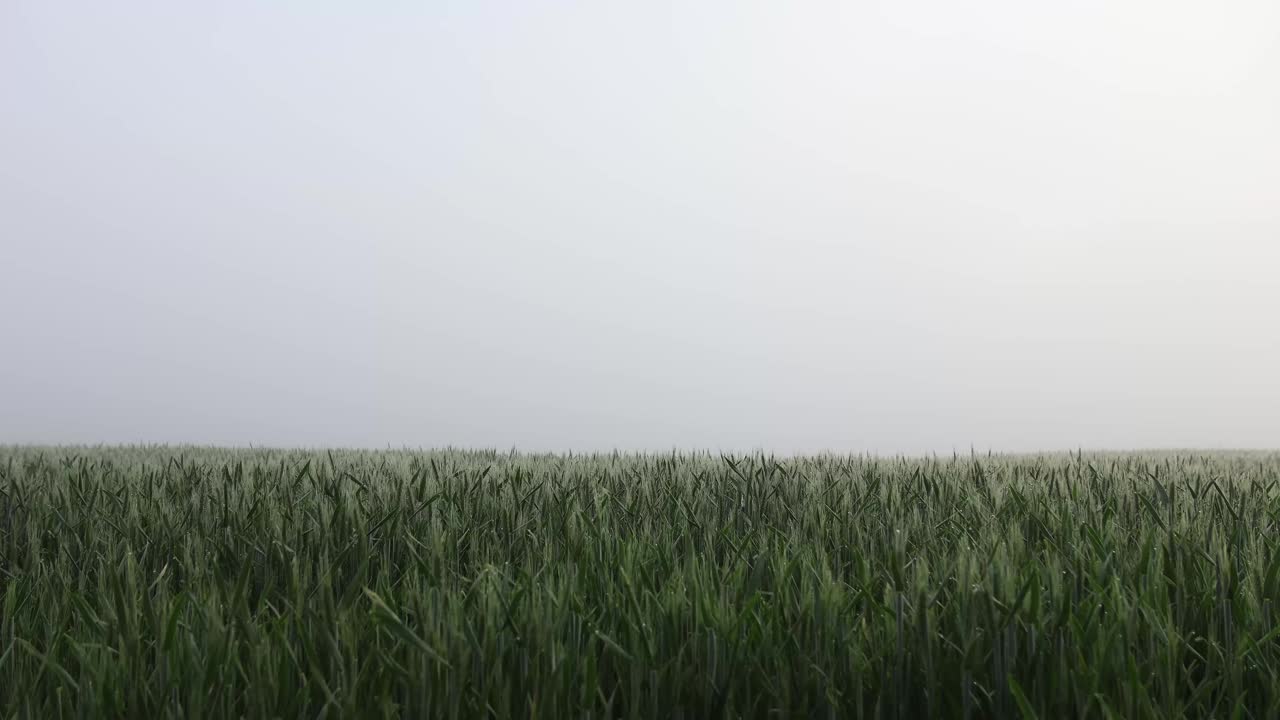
[{"left": 3, "top": 1, "right": 1279, "bottom": 453}]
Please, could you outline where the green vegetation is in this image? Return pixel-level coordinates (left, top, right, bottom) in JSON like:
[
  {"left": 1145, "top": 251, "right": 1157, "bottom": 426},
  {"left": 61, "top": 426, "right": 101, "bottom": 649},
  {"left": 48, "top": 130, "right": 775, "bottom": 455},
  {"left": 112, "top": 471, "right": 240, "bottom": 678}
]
[{"left": 3, "top": 447, "right": 1280, "bottom": 718}]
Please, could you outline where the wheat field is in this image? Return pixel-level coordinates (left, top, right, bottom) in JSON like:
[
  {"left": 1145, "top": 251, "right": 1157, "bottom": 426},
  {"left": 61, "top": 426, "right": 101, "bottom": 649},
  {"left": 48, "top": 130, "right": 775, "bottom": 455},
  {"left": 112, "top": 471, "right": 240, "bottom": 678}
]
[{"left": 2, "top": 446, "right": 1279, "bottom": 718}]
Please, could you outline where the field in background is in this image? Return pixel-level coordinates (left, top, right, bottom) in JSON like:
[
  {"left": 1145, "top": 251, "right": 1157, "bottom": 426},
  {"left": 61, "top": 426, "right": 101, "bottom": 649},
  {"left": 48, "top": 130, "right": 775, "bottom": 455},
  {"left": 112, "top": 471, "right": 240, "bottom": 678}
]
[{"left": 3, "top": 446, "right": 1280, "bottom": 718}]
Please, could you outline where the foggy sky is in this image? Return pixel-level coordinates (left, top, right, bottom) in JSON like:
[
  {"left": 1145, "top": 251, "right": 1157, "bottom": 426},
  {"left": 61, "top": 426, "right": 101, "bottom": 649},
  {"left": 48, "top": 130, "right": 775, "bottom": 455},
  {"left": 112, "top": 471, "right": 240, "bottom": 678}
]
[{"left": 3, "top": 1, "right": 1278, "bottom": 454}]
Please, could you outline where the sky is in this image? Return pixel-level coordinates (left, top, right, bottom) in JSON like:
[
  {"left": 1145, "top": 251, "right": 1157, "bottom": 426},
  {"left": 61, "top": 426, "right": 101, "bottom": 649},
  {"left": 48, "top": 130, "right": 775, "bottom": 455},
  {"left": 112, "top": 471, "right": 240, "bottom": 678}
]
[{"left": 2, "top": 1, "right": 1278, "bottom": 453}]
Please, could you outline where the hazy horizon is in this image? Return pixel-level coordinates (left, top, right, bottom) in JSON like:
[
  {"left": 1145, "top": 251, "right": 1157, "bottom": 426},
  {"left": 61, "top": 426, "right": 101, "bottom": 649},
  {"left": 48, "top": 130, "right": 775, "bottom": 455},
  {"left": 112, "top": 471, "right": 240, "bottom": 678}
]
[{"left": 3, "top": 2, "right": 1278, "bottom": 454}]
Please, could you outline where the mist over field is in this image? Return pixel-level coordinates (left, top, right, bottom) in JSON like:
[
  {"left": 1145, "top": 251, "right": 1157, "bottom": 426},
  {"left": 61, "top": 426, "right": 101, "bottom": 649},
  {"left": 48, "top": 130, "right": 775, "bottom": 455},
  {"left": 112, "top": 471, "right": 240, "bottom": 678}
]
[
  {"left": 3, "top": 1, "right": 1279, "bottom": 453},
  {"left": 5, "top": 4, "right": 1280, "bottom": 717}
]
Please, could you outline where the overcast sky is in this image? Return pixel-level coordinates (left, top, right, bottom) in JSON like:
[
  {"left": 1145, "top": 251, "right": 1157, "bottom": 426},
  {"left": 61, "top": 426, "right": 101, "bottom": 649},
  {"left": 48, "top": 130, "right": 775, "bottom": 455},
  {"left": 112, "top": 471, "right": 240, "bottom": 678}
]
[{"left": 2, "top": 1, "right": 1278, "bottom": 453}]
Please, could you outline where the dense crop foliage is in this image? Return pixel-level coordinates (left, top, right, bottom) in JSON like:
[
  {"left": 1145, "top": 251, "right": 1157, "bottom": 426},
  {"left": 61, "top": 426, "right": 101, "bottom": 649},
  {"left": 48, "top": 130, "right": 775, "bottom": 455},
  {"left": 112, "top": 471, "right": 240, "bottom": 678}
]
[{"left": 3, "top": 447, "right": 1280, "bottom": 718}]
